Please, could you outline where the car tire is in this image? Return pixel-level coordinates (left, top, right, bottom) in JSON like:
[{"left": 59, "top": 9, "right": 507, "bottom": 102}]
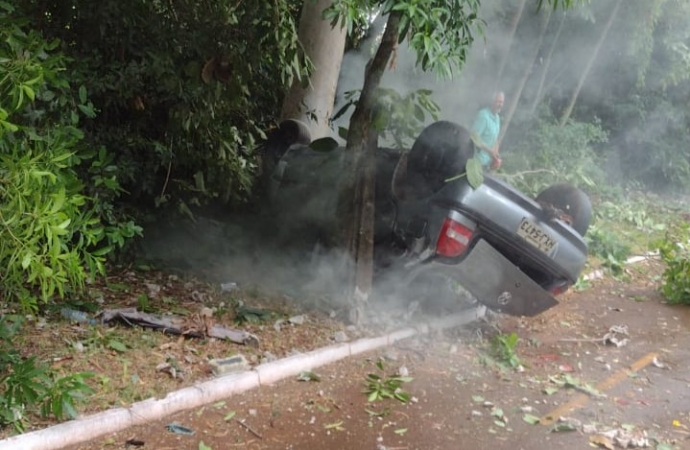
[
  {"left": 277, "top": 119, "right": 312, "bottom": 146},
  {"left": 406, "top": 121, "right": 474, "bottom": 195},
  {"left": 535, "top": 184, "right": 592, "bottom": 236}
]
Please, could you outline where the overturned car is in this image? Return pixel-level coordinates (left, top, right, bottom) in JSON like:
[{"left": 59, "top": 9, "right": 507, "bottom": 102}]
[{"left": 264, "top": 120, "right": 591, "bottom": 318}]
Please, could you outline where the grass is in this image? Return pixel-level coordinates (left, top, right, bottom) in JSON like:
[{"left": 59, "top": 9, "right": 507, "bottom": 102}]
[{"left": 0, "top": 268, "right": 344, "bottom": 438}]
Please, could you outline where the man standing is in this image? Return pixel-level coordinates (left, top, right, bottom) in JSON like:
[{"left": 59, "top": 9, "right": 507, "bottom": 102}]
[{"left": 471, "top": 91, "right": 504, "bottom": 170}]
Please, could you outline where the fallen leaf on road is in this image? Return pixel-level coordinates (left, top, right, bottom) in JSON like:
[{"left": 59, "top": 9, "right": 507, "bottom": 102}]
[
  {"left": 523, "top": 414, "right": 540, "bottom": 425},
  {"left": 324, "top": 421, "right": 345, "bottom": 431}
]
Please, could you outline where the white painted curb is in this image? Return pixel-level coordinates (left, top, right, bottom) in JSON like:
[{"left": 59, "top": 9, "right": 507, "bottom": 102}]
[{"left": 0, "top": 309, "right": 478, "bottom": 450}]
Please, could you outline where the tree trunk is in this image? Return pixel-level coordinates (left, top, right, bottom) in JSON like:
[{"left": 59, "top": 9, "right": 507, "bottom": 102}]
[
  {"left": 339, "top": 11, "right": 401, "bottom": 321},
  {"left": 529, "top": 11, "right": 565, "bottom": 114},
  {"left": 500, "top": 6, "right": 552, "bottom": 141},
  {"left": 559, "top": 0, "right": 622, "bottom": 126},
  {"left": 497, "top": 0, "right": 528, "bottom": 86},
  {"left": 280, "top": 0, "right": 347, "bottom": 139}
]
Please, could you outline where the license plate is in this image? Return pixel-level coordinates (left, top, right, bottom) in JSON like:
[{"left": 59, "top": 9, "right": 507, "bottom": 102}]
[{"left": 517, "top": 218, "right": 558, "bottom": 254}]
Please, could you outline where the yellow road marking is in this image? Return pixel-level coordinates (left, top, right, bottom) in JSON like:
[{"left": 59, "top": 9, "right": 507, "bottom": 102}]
[{"left": 540, "top": 352, "right": 658, "bottom": 425}]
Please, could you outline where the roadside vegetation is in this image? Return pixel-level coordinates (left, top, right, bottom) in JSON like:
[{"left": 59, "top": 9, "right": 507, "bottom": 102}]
[{"left": 0, "top": 0, "right": 688, "bottom": 435}]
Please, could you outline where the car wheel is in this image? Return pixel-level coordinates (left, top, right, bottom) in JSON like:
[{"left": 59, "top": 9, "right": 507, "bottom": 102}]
[
  {"left": 278, "top": 119, "right": 312, "bottom": 147},
  {"left": 535, "top": 184, "right": 592, "bottom": 236},
  {"left": 406, "top": 121, "right": 474, "bottom": 195}
]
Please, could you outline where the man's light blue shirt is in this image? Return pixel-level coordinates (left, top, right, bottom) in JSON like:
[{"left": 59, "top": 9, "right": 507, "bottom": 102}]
[{"left": 471, "top": 108, "right": 501, "bottom": 166}]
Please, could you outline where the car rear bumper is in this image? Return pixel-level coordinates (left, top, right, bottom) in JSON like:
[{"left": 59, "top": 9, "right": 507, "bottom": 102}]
[{"left": 413, "top": 238, "right": 559, "bottom": 317}]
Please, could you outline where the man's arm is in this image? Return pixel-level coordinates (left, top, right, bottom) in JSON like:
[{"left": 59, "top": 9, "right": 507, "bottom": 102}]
[{"left": 471, "top": 110, "right": 492, "bottom": 152}]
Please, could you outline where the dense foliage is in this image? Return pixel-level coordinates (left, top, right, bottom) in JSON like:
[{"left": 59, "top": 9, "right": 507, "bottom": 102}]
[
  {"left": 18, "top": 0, "right": 307, "bottom": 209},
  {"left": 0, "top": 316, "right": 93, "bottom": 431},
  {"left": 491, "top": 0, "right": 690, "bottom": 194},
  {"left": 658, "top": 225, "right": 690, "bottom": 305},
  {"left": 0, "top": 4, "right": 141, "bottom": 310},
  {"left": 1, "top": 0, "right": 307, "bottom": 308}
]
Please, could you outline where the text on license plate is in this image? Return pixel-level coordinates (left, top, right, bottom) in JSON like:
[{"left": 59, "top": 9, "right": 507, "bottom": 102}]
[{"left": 517, "top": 218, "right": 558, "bottom": 253}]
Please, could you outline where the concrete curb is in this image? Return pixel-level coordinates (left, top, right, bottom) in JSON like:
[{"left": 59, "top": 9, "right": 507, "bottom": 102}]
[{"left": 0, "top": 309, "right": 479, "bottom": 450}]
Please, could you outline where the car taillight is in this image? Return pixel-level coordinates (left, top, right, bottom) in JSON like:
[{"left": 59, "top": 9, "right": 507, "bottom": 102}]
[{"left": 436, "top": 217, "right": 474, "bottom": 258}]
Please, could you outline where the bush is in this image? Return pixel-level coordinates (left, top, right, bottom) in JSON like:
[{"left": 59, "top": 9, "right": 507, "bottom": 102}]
[
  {"left": 0, "top": 316, "right": 93, "bottom": 431},
  {"left": 20, "top": 0, "right": 308, "bottom": 208},
  {"left": 502, "top": 110, "right": 608, "bottom": 196},
  {"left": 658, "top": 226, "right": 690, "bottom": 305},
  {"left": 585, "top": 226, "right": 632, "bottom": 275},
  {"left": 0, "top": 5, "right": 140, "bottom": 310}
]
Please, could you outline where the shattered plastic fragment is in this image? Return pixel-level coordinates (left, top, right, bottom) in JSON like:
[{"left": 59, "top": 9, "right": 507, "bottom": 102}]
[
  {"left": 166, "top": 422, "right": 195, "bottom": 435},
  {"left": 221, "top": 281, "right": 238, "bottom": 292}
]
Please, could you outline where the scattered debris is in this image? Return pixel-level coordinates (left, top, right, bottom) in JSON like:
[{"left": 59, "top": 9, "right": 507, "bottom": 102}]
[
  {"left": 333, "top": 331, "right": 349, "bottom": 342},
  {"left": 100, "top": 308, "right": 259, "bottom": 346},
  {"left": 550, "top": 417, "right": 581, "bottom": 432},
  {"left": 549, "top": 374, "right": 605, "bottom": 398},
  {"left": 523, "top": 413, "right": 540, "bottom": 424},
  {"left": 652, "top": 356, "right": 667, "bottom": 369},
  {"left": 590, "top": 434, "right": 615, "bottom": 449},
  {"left": 209, "top": 354, "right": 249, "bottom": 376},
  {"left": 156, "top": 361, "right": 185, "bottom": 379},
  {"left": 288, "top": 314, "right": 306, "bottom": 325},
  {"left": 60, "top": 308, "right": 98, "bottom": 325},
  {"left": 236, "top": 418, "right": 263, "bottom": 438},
  {"left": 559, "top": 324, "right": 630, "bottom": 347},
  {"left": 220, "top": 281, "right": 238, "bottom": 292},
  {"left": 274, "top": 319, "right": 286, "bottom": 331},
  {"left": 165, "top": 422, "right": 195, "bottom": 435},
  {"left": 597, "top": 427, "right": 650, "bottom": 448},
  {"left": 144, "top": 283, "right": 161, "bottom": 298},
  {"left": 235, "top": 305, "right": 280, "bottom": 324},
  {"left": 261, "top": 351, "right": 278, "bottom": 363},
  {"left": 296, "top": 371, "right": 321, "bottom": 382},
  {"left": 324, "top": 420, "right": 345, "bottom": 431},
  {"left": 583, "top": 270, "right": 604, "bottom": 281}
]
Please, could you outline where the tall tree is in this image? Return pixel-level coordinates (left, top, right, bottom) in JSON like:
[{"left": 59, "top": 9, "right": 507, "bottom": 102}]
[
  {"left": 559, "top": 0, "right": 622, "bottom": 126},
  {"left": 500, "top": 5, "right": 552, "bottom": 139},
  {"left": 496, "top": 0, "right": 528, "bottom": 86},
  {"left": 281, "top": 0, "right": 347, "bottom": 138},
  {"left": 529, "top": 10, "right": 565, "bottom": 114}
]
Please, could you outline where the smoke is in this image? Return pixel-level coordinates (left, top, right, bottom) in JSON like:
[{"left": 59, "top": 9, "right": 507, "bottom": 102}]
[{"left": 143, "top": 0, "right": 690, "bottom": 328}]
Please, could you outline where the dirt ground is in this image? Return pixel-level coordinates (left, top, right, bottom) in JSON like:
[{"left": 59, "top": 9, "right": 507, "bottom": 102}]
[{"left": 61, "top": 257, "right": 690, "bottom": 450}]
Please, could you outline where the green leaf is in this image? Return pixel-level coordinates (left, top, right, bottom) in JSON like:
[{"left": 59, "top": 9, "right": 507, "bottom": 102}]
[
  {"left": 523, "top": 414, "right": 540, "bottom": 425},
  {"left": 296, "top": 371, "right": 321, "bottom": 382},
  {"left": 466, "top": 157, "right": 484, "bottom": 188},
  {"left": 543, "top": 387, "right": 559, "bottom": 395},
  {"left": 108, "top": 340, "right": 128, "bottom": 353},
  {"left": 223, "top": 411, "right": 237, "bottom": 421},
  {"left": 309, "top": 137, "right": 339, "bottom": 152},
  {"left": 198, "top": 442, "right": 212, "bottom": 450},
  {"left": 394, "top": 391, "right": 410, "bottom": 403},
  {"left": 21, "top": 84, "right": 35, "bottom": 102},
  {"left": 21, "top": 253, "right": 32, "bottom": 269},
  {"left": 79, "top": 85, "right": 87, "bottom": 104},
  {"left": 491, "top": 407, "right": 504, "bottom": 418},
  {"left": 338, "top": 126, "right": 349, "bottom": 141}
]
